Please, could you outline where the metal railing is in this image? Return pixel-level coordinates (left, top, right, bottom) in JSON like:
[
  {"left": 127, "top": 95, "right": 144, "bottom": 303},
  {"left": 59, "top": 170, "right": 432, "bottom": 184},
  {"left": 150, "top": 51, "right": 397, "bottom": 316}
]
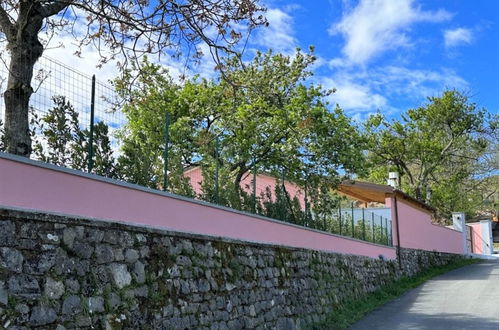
[{"left": 0, "top": 55, "right": 393, "bottom": 247}]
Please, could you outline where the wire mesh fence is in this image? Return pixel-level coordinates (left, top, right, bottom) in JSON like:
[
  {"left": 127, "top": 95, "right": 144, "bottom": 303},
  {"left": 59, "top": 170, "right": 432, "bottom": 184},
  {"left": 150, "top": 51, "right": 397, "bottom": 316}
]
[
  {"left": 1, "top": 56, "right": 124, "bottom": 129},
  {"left": 1, "top": 55, "right": 393, "bottom": 246},
  {"left": 1, "top": 55, "right": 125, "bottom": 173}
]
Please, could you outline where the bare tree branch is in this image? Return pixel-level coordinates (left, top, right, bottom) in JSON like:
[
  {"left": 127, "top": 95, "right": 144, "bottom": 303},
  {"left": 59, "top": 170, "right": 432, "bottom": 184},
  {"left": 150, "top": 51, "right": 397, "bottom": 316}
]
[{"left": 0, "top": 0, "right": 267, "bottom": 156}]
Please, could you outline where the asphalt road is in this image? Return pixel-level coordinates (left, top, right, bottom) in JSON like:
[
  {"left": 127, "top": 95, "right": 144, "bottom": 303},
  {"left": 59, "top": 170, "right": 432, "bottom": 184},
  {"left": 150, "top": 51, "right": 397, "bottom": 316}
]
[{"left": 349, "top": 259, "right": 499, "bottom": 330}]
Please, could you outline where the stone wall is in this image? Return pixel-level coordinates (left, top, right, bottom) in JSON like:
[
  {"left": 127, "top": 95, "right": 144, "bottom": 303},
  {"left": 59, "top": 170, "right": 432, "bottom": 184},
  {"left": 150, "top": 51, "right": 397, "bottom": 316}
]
[
  {"left": 0, "top": 208, "right": 462, "bottom": 329},
  {"left": 398, "top": 247, "right": 460, "bottom": 277}
]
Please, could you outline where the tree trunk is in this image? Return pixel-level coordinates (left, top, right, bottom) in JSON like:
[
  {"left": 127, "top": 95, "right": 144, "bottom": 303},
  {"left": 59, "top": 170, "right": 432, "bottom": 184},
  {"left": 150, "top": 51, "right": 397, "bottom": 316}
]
[
  {"left": 414, "top": 186, "right": 423, "bottom": 201},
  {"left": 233, "top": 166, "right": 248, "bottom": 209},
  {"left": 3, "top": 19, "right": 44, "bottom": 156}
]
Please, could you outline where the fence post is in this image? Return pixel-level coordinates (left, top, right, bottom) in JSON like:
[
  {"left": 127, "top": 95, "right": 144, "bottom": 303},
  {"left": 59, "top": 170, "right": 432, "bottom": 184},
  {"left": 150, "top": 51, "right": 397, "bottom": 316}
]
[
  {"left": 351, "top": 202, "right": 355, "bottom": 238},
  {"left": 338, "top": 201, "right": 342, "bottom": 235},
  {"left": 389, "top": 219, "right": 393, "bottom": 246},
  {"left": 385, "top": 218, "right": 389, "bottom": 245},
  {"left": 379, "top": 215, "right": 383, "bottom": 244},
  {"left": 304, "top": 181, "right": 308, "bottom": 227},
  {"left": 362, "top": 208, "right": 366, "bottom": 241},
  {"left": 372, "top": 213, "right": 375, "bottom": 243},
  {"left": 323, "top": 211, "right": 327, "bottom": 232},
  {"left": 87, "top": 75, "right": 96, "bottom": 173},
  {"left": 163, "top": 111, "right": 170, "bottom": 192},
  {"left": 281, "top": 167, "right": 286, "bottom": 221},
  {"left": 215, "top": 136, "right": 220, "bottom": 204},
  {"left": 252, "top": 154, "right": 257, "bottom": 213}
]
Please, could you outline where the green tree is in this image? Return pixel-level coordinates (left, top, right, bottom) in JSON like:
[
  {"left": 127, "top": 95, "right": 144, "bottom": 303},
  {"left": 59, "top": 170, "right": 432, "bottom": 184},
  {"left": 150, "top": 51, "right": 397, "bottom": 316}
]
[
  {"left": 114, "top": 59, "right": 196, "bottom": 195},
  {"left": 72, "top": 121, "right": 117, "bottom": 177},
  {"left": 364, "top": 90, "right": 495, "bottom": 219},
  {"left": 114, "top": 50, "right": 366, "bottom": 213},
  {"left": 33, "top": 96, "right": 85, "bottom": 167},
  {"left": 31, "top": 96, "right": 116, "bottom": 175},
  {"left": 0, "top": 0, "right": 265, "bottom": 156},
  {"left": 208, "top": 49, "right": 366, "bottom": 207}
]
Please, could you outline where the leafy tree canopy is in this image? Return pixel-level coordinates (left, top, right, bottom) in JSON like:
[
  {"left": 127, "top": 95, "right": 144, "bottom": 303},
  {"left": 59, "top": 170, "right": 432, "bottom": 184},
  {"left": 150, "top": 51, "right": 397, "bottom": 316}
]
[
  {"left": 364, "top": 90, "right": 497, "bottom": 219},
  {"left": 114, "top": 49, "right": 367, "bottom": 212}
]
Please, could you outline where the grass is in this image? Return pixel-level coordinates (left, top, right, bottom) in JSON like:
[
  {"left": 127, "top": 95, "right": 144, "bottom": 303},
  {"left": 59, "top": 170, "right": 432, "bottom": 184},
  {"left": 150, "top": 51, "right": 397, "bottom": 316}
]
[{"left": 308, "top": 257, "right": 479, "bottom": 330}]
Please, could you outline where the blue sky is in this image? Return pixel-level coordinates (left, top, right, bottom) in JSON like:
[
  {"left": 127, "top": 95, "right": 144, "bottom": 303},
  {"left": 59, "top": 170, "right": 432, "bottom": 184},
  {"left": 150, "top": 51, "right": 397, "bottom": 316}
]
[
  {"left": 248, "top": 0, "right": 499, "bottom": 120},
  {"left": 37, "top": 0, "right": 498, "bottom": 122}
]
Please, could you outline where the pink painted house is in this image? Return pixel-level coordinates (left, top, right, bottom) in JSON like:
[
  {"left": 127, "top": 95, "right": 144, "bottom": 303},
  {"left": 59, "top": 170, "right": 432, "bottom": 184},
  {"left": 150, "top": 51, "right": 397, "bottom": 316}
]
[
  {"left": 183, "top": 166, "right": 306, "bottom": 208},
  {"left": 338, "top": 181, "right": 464, "bottom": 254}
]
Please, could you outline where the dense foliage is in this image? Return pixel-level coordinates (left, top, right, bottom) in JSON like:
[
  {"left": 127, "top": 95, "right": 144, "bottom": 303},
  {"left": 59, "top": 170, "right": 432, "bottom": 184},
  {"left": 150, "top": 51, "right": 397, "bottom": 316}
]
[
  {"left": 1, "top": 49, "right": 496, "bottom": 224},
  {"left": 364, "top": 90, "right": 497, "bottom": 219},
  {"left": 113, "top": 49, "right": 366, "bottom": 223},
  {"left": 30, "top": 96, "right": 116, "bottom": 177}
]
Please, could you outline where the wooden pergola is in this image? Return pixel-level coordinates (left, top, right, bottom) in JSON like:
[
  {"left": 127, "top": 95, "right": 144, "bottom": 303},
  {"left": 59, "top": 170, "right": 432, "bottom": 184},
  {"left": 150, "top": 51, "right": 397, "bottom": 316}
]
[{"left": 337, "top": 180, "right": 435, "bottom": 214}]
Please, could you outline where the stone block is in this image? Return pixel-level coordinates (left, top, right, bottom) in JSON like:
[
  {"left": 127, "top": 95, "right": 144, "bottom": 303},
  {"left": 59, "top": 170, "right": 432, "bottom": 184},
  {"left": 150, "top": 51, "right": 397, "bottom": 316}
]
[
  {"left": 62, "top": 295, "right": 81, "bottom": 316},
  {"left": 83, "top": 228, "right": 104, "bottom": 243},
  {"left": 44, "top": 277, "right": 65, "bottom": 299},
  {"left": 0, "top": 247, "right": 24, "bottom": 273},
  {"left": 108, "top": 263, "right": 132, "bottom": 289},
  {"left": 106, "top": 292, "right": 121, "bottom": 310},
  {"left": 95, "top": 244, "right": 115, "bottom": 264},
  {"left": 0, "top": 286, "right": 8, "bottom": 306},
  {"left": 73, "top": 242, "right": 94, "bottom": 259},
  {"left": 0, "top": 221, "right": 16, "bottom": 246},
  {"left": 8, "top": 274, "right": 40, "bottom": 297},
  {"left": 88, "top": 296, "right": 105, "bottom": 313},
  {"left": 62, "top": 227, "right": 77, "bottom": 249},
  {"left": 65, "top": 278, "right": 80, "bottom": 294},
  {"left": 24, "top": 250, "right": 57, "bottom": 275},
  {"left": 113, "top": 248, "right": 125, "bottom": 261},
  {"left": 124, "top": 249, "right": 139, "bottom": 264},
  {"left": 132, "top": 261, "right": 146, "bottom": 284},
  {"left": 29, "top": 305, "right": 57, "bottom": 326}
]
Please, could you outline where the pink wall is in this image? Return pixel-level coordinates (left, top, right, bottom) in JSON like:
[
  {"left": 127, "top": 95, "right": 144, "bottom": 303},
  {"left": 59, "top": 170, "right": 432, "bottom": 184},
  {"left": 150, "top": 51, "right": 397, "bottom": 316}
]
[
  {"left": 387, "top": 196, "right": 463, "bottom": 254},
  {"left": 467, "top": 223, "right": 483, "bottom": 254},
  {"left": 0, "top": 154, "right": 395, "bottom": 259},
  {"left": 184, "top": 167, "right": 305, "bottom": 208}
]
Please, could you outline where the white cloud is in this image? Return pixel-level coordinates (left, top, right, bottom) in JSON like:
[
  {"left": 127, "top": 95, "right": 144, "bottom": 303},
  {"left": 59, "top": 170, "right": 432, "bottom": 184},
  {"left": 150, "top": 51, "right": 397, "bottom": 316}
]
[
  {"left": 330, "top": 0, "right": 452, "bottom": 65},
  {"left": 251, "top": 8, "right": 297, "bottom": 54},
  {"left": 320, "top": 65, "right": 467, "bottom": 115},
  {"left": 444, "top": 27, "right": 473, "bottom": 48},
  {"left": 369, "top": 66, "right": 468, "bottom": 98},
  {"left": 322, "top": 77, "right": 388, "bottom": 112},
  {"left": 43, "top": 38, "right": 120, "bottom": 83},
  {"left": 41, "top": 22, "right": 195, "bottom": 83},
  {"left": 329, "top": 57, "right": 349, "bottom": 68}
]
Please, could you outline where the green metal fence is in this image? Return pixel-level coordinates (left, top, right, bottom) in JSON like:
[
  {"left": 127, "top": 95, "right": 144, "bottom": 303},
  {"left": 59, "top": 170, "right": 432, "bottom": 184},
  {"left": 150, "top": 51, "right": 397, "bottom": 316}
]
[{"left": 0, "top": 55, "right": 393, "bottom": 247}]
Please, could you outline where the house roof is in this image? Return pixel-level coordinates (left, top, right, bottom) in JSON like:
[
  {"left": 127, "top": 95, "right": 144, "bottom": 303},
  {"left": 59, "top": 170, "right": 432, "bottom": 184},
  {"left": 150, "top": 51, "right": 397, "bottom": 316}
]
[
  {"left": 183, "top": 165, "right": 299, "bottom": 186},
  {"left": 338, "top": 180, "right": 436, "bottom": 213},
  {"left": 184, "top": 166, "right": 435, "bottom": 213}
]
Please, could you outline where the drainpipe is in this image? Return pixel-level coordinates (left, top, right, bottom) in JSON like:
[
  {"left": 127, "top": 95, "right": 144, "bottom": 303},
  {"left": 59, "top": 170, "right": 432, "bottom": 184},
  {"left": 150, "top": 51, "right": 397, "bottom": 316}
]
[{"left": 393, "top": 194, "right": 402, "bottom": 270}]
